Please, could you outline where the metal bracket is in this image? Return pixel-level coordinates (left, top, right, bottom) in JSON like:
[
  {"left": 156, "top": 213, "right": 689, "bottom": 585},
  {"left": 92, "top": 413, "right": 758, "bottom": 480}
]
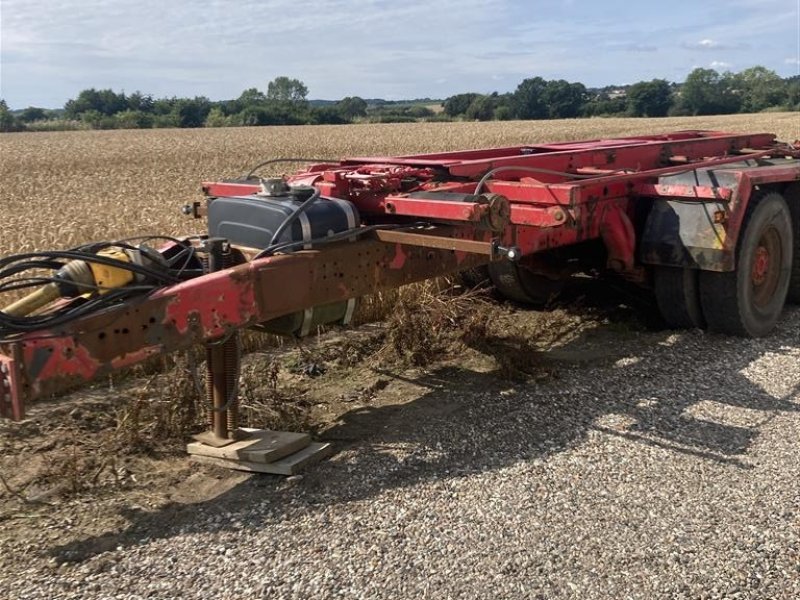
[
  {"left": 491, "top": 242, "right": 522, "bottom": 262},
  {"left": 181, "top": 201, "right": 206, "bottom": 219}
]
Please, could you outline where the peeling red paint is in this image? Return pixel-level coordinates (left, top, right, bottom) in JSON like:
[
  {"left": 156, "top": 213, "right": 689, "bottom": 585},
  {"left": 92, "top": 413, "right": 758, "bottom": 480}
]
[{"left": 389, "top": 244, "right": 407, "bottom": 270}]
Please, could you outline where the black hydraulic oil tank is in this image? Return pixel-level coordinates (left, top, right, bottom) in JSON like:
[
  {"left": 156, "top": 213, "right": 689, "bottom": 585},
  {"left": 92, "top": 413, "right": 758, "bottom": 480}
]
[
  {"left": 206, "top": 184, "right": 360, "bottom": 337},
  {"left": 207, "top": 187, "right": 359, "bottom": 250}
]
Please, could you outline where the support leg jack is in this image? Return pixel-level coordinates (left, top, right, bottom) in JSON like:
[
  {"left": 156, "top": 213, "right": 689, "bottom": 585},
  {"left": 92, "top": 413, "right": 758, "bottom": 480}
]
[{"left": 186, "top": 330, "right": 332, "bottom": 475}]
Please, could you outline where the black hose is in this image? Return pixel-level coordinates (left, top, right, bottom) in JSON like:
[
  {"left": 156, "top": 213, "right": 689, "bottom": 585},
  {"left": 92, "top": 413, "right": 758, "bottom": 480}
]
[
  {"left": 473, "top": 165, "right": 601, "bottom": 195},
  {"left": 244, "top": 157, "right": 334, "bottom": 180},
  {"left": 0, "top": 239, "right": 199, "bottom": 340},
  {"left": 254, "top": 222, "right": 431, "bottom": 259},
  {"left": 0, "top": 249, "right": 180, "bottom": 285},
  {"left": 268, "top": 187, "right": 321, "bottom": 247}
]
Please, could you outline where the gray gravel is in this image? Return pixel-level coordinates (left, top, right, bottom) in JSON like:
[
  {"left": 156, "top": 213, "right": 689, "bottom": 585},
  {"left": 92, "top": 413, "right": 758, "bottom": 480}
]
[{"left": 3, "top": 307, "right": 800, "bottom": 599}]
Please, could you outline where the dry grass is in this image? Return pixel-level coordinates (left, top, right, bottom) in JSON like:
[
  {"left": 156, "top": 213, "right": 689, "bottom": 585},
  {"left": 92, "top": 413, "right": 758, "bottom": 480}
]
[{"left": 1, "top": 113, "right": 798, "bottom": 258}]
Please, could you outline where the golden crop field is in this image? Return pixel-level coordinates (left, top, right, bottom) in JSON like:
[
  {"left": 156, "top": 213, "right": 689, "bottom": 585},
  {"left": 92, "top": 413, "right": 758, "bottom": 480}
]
[{"left": 1, "top": 113, "right": 798, "bottom": 258}]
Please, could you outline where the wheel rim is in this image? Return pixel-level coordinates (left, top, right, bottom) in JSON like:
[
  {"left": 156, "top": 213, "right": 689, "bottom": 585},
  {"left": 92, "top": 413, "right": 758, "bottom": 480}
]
[{"left": 750, "top": 227, "right": 782, "bottom": 308}]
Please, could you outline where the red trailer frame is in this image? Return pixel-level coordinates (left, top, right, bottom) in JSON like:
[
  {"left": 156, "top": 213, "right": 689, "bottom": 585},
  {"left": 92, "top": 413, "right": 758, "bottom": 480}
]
[{"left": 1, "top": 130, "right": 799, "bottom": 422}]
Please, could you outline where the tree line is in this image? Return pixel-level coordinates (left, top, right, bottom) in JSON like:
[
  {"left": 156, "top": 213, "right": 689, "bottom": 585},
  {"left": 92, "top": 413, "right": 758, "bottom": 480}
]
[
  {"left": 1, "top": 67, "right": 798, "bottom": 133},
  {"left": 0, "top": 76, "right": 443, "bottom": 132},
  {"left": 443, "top": 67, "right": 799, "bottom": 121}
]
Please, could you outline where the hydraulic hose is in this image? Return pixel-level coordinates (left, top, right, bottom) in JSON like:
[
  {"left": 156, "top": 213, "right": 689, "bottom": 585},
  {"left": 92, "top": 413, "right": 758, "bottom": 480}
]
[{"left": 268, "top": 187, "right": 321, "bottom": 247}]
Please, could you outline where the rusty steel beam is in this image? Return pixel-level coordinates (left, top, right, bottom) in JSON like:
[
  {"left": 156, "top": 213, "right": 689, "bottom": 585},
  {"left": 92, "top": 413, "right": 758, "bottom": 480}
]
[
  {"left": 374, "top": 229, "right": 496, "bottom": 255},
  {"left": 0, "top": 235, "right": 490, "bottom": 417}
]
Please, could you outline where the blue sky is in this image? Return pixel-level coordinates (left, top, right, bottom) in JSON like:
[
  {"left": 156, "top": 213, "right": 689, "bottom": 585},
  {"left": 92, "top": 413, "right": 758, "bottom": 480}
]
[{"left": 1, "top": 0, "right": 799, "bottom": 109}]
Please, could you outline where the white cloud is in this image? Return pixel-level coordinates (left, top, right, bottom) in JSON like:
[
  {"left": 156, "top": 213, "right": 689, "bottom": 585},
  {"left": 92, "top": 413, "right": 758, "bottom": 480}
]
[
  {"left": 1, "top": 0, "right": 798, "bottom": 108},
  {"left": 0, "top": 0, "right": 509, "bottom": 105},
  {"left": 785, "top": 58, "right": 800, "bottom": 65},
  {"left": 681, "top": 39, "right": 722, "bottom": 50},
  {"left": 682, "top": 39, "right": 747, "bottom": 51},
  {"left": 710, "top": 61, "right": 732, "bottom": 69}
]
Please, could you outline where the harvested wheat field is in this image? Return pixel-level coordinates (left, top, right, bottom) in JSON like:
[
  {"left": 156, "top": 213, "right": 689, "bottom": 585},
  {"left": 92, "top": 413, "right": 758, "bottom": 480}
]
[
  {"left": 2, "top": 112, "right": 799, "bottom": 256},
  {"left": 1, "top": 114, "right": 800, "bottom": 600}
]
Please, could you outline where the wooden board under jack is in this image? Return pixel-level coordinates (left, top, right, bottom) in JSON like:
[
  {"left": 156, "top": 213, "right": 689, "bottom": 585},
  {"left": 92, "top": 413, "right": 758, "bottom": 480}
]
[
  {"left": 187, "top": 428, "right": 310, "bottom": 464},
  {"left": 191, "top": 442, "right": 335, "bottom": 476}
]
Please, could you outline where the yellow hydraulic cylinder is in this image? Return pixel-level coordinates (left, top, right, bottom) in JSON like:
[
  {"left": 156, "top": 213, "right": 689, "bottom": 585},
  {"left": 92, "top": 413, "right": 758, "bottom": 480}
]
[{"left": 1, "top": 248, "right": 138, "bottom": 317}]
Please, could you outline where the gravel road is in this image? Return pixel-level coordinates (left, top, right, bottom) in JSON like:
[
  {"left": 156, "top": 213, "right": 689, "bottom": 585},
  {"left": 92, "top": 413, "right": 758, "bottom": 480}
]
[{"left": 3, "top": 307, "right": 799, "bottom": 600}]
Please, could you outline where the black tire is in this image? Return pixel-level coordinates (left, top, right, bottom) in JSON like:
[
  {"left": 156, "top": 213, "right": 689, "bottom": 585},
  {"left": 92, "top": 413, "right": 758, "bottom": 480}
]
[
  {"left": 699, "top": 191, "right": 793, "bottom": 337},
  {"left": 488, "top": 260, "right": 564, "bottom": 307},
  {"left": 459, "top": 266, "right": 491, "bottom": 289},
  {"left": 790, "top": 234, "right": 800, "bottom": 304},
  {"left": 786, "top": 182, "right": 800, "bottom": 304},
  {"left": 654, "top": 266, "right": 705, "bottom": 329}
]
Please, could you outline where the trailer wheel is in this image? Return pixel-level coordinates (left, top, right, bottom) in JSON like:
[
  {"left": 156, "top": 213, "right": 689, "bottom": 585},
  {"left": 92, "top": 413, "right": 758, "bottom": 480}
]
[
  {"left": 488, "top": 260, "right": 563, "bottom": 307},
  {"left": 699, "top": 192, "right": 793, "bottom": 337},
  {"left": 654, "top": 267, "right": 705, "bottom": 329},
  {"left": 790, "top": 236, "right": 800, "bottom": 304},
  {"left": 786, "top": 182, "right": 800, "bottom": 304},
  {"left": 459, "top": 266, "right": 491, "bottom": 290}
]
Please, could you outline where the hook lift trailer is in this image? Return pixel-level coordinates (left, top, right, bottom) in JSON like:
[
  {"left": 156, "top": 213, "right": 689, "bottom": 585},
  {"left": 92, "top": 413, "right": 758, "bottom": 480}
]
[{"left": 1, "top": 130, "right": 799, "bottom": 470}]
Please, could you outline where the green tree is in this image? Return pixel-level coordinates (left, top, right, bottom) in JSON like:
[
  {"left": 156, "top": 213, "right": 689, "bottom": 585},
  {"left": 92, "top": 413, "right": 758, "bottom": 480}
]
[
  {"left": 64, "top": 90, "right": 96, "bottom": 118},
  {"left": 493, "top": 105, "right": 513, "bottom": 120},
  {"left": 204, "top": 107, "right": 229, "bottom": 127},
  {"left": 171, "top": 97, "right": 211, "bottom": 127},
  {"left": 64, "top": 88, "right": 128, "bottom": 117},
  {"left": 464, "top": 95, "right": 496, "bottom": 121},
  {"left": 0, "top": 99, "right": 21, "bottom": 132},
  {"left": 679, "top": 68, "right": 740, "bottom": 115},
  {"left": 583, "top": 93, "right": 627, "bottom": 117},
  {"left": 312, "top": 106, "right": 348, "bottom": 124},
  {"left": 542, "top": 80, "right": 587, "bottom": 118},
  {"left": 239, "top": 103, "right": 307, "bottom": 126},
  {"left": 786, "top": 76, "right": 800, "bottom": 110},
  {"left": 18, "top": 107, "right": 48, "bottom": 122},
  {"left": 98, "top": 89, "right": 127, "bottom": 114},
  {"left": 114, "top": 110, "right": 153, "bottom": 129},
  {"left": 735, "top": 66, "right": 786, "bottom": 112},
  {"left": 513, "top": 77, "right": 548, "bottom": 119},
  {"left": 153, "top": 112, "right": 180, "bottom": 128},
  {"left": 337, "top": 96, "right": 368, "bottom": 120},
  {"left": 153, "top": 97, "right": 178, "bottom": 116},
  {"left": 718, "top": 71, "right": 743, "bottom": 113},
  {"left": 405, "top": 105, "right": 435, "bottom": 119},
  {"left": 80, "top": 109, "right": 116, "bottom": 129},
  {"left": 442, "top": 93, "right": 480, "bottom": 117},
  {"left": 127, "top": 91, "right": 155, "bottom": 113},
  {"left": 626, "top": 79, "right": 673, "bottom": 117},
  {"left": 266, "top": 76, "right": 308, "bottom": 103},
  {"left": 235, "top": 87, "right": 268, "bottom": 112}
]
